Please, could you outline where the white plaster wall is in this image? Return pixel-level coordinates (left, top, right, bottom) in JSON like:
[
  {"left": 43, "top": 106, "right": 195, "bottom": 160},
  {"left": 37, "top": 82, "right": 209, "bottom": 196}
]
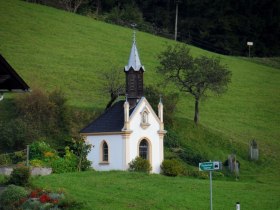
[
  {"left": 128, "top": 99, "right": 163, "bottom": 173},
  {"left": 86, "top": 135, "right": 124, "bottom": 171}
]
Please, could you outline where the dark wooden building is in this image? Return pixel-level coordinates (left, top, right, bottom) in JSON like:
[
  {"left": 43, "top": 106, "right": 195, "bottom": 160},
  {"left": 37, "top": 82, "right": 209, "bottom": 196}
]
[{"left": 0, "top": 54, "right": 30, "bottom": 100}]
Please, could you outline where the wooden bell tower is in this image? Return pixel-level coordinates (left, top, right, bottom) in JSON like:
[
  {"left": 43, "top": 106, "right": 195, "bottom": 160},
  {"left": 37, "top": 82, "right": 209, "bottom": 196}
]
[{"left": 124, "top": 31, "right": 145, "bottom": 107}]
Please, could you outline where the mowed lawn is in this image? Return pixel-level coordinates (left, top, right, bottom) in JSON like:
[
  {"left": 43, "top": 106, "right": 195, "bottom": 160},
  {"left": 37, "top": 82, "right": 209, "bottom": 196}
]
[
  {"left": 31, "top": 171, "right": 280, "bottom": 210},
  {"left": 0, "top": 0, "right": 280, "bottom": 195}
]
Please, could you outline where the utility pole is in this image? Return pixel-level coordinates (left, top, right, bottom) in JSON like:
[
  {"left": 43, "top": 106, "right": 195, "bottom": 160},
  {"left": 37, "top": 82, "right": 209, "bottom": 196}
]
[{"left": 174, "top": 0, "right": 179, "bottom": 41}]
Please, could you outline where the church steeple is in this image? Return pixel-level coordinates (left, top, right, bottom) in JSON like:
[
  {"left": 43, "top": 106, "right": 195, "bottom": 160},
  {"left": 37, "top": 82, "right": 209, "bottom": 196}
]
[
  {"left": 125, "top": 31, "right": 145, "bottom": 72},
  {"left": 124, "top": 31, "right": 145, "bottom": 107}
]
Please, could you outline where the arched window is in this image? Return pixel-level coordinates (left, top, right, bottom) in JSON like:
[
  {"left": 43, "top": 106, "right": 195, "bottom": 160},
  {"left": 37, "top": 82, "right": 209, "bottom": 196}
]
[
  {"left": 139, "top": 139, "right": 149, "bottom": 160},
  {"left": 102, "top": 141, "right": 108, "bottom": 162}
]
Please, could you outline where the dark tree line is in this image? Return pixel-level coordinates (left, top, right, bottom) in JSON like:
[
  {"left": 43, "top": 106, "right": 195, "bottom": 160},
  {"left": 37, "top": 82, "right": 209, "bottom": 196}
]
[{"left": 27, "top": 0, "right": 280, "bottom": 56}]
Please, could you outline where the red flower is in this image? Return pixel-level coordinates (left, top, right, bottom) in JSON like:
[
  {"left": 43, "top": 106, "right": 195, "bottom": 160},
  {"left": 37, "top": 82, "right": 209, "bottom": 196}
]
[
  {"left": 52, "top": 199, "right": 59, "bottom": 204},
  {"left": 30, "top": 189, "right": 42, "bottom": 198},
  {"left": 30, "top": 191, "right": 38, "bottom": 198},
  {"left": 39, "top": 194, "right": 51, "bottom": 203}
]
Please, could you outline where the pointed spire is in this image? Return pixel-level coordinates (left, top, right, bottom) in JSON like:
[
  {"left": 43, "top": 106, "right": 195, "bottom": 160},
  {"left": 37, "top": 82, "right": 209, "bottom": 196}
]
[{"left": 124, "top": 30, "right": 145, "bottom": 72}]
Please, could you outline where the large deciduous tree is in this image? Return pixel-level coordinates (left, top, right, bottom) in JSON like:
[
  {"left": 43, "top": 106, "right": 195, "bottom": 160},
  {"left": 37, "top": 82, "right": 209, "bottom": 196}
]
[
  {"left": 60, "top": 0, "right": 88, "bottom": 13},
  {"left": 157, "top": 45, "right": 231, "bottom": 125},
  {"left": 99, "top": 67, "right": 125, "bottom": 110}
]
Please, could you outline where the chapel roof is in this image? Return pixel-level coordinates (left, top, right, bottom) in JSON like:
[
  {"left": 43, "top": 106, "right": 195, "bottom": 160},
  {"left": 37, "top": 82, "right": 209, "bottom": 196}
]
[
  {"left": 0, "top": 54, "right": 30, "bottom": 92},
  {"left": 80, "top": 100, "right": 135, "bottom": 134},
  {"left": 124, "top": 31, "right": 145, "bottom": 72}
]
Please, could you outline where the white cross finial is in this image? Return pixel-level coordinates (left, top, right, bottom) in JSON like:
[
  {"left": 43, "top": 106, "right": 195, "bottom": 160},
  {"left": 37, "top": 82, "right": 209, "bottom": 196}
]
[
  {"left": 131, "top": 23, "right": 137, "bottom": 43},
  {"left": 133, "top": 30, "right": 136, "bottom": 43}
]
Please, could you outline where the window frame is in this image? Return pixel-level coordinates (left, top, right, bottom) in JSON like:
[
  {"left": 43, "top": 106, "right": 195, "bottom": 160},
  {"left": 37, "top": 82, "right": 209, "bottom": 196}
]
[
  {"left": 99, "top": 140, "right": 109, "bottom": 164},
  {"left": 139, "top": 139, "right": 149, "bottom": 160}
]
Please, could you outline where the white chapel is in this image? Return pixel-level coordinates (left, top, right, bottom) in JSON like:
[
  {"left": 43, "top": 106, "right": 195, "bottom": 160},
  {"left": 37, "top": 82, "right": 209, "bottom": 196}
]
[{"left": 80, "top": 33, "right": 166, "bottom": 173}]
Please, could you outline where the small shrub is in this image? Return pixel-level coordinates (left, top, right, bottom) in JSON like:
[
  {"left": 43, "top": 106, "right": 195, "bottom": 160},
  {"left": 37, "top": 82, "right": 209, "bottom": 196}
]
[
  {"left": 0, "top": 185, "right": 28, "bottom": 210},
  {"left": 9, "top": 165, "right": 30, "bottom": 186},
  {"left": 0, "top": 153, "right": 12, "bottom": 166},
  {"left": 128, "top": 157, "right": 152, "bottom": 173},
  {"left": 30, "top": 159, "right": 45, "bottom": 167},
  {"left": 161, "top": 159, "right": 185, "bottom": 176},
  {"left": 50, "top": 147, "right": 77, "bottom": 173},
  {"left": 29, "top": 140, "right": 57, "bottom": 160},
  {"left": 72, "top": 137, "right": 92, "bottom": 171},
  {"left": 178, "top": 146, "right": 207, "bottom": 166},
  {"left": 11, "top": 150, "right": 27, "bottom": 164},
  {"left": 163, "top": 129, "right": 181, "bottom": 148}
]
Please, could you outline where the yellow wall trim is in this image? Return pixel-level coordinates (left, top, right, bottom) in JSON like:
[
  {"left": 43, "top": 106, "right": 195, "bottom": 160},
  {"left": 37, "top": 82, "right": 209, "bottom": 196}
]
[{"left": 81, "top": 131, "right": 133, "bottom": 136}]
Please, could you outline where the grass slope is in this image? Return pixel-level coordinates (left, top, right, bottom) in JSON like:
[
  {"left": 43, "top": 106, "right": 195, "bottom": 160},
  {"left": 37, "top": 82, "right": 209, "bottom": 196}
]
[
  {"left": 31, "top": 171, "right": 280, "bottom": 210},
  {"left": 0, "top": 0, "right": 279, "bottom": 183}
]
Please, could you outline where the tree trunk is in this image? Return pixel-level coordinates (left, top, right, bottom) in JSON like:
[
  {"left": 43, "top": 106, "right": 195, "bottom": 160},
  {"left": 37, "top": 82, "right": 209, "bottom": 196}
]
[
  {"left": 105, "top": 93, "right": 117, "bottom": 110},
  {"left": 95, "top": 0, "right": 101, "bottom": 15},
  {"left": 73, "top": 0, "right": 82, "bottom": 13},
  {"left": 194, "top": 98, "right": 199, "bottom": 125}
]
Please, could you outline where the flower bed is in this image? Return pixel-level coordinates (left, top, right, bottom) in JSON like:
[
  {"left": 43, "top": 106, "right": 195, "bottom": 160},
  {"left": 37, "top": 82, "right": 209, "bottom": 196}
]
[
  {"left": 19, "top": 189, "right": 64, "bottom": 209},
  {"left": 0, "top": 186, "right": 82, "bottom": 210}
]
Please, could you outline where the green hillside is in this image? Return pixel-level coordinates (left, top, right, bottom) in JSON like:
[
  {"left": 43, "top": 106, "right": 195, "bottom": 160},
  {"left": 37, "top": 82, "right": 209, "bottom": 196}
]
[{"left": 0, "top": 0, "right": 280, "bottom": 184}]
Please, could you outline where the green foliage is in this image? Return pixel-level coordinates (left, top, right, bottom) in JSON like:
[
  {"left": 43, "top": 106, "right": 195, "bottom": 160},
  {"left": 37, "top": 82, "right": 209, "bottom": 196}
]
[
  {"left": 14, "top": 88, "right": 71, "bottom": 147},
  {"left": 0, "top": 154, "right": 12, "bottom": 166},
  {"left": 11, "top": 150, "right": 27, "bottom": 164},
  {"left": 29, "top": 140, "right": 89, "bottom": 173},
  {"left": 128, "top": 157, "right": 152, "bottom": 173},
  {"left": 72, "top": 137, "right": 92, "bottom": 171},
  {"left": 50, "top": 147, "right": 77, "bottom": 174},
  {"left": 99, "top": 67, "right": 125, "bottom": 110},
  {"left": 145, "top": 85, "right": 179, "bottom": 126},
  {"left": 105, "top": 4, "right": 143, "bottom": 26},
  {"left": 161, "top": 159, "right": 185, "bottom": 176},
  {"left": 0, "top": 150, "right": 27, "bottom": 166},
  {"left": 29, "top": 140, "right": 57, "bottom": 160},
  {"left": 177, "top": 146, "right": 207, "bottom": 166},
  {"left": 15, "top": 89, "right": 56, "bottom": 133},
  {"left": 9, "top": 166, "right": 31, "bottom": 186},
  {"left": 30, "top": 159, "right": 45, "bottom": 167},
  {"left": 0, "top": 185, "right": 28, "bottom": 210},
  {"left": 163, "top": 128, "right": 180, "bottom": 148},
  {"left": 0, "top": 118, "right": 36, "bottom": 151},
  {"left": 157, "top": 44, "right": 231, "bottom": 124},
  {"left": 0, "top": 175, "right": 9, "bottom": 185}
]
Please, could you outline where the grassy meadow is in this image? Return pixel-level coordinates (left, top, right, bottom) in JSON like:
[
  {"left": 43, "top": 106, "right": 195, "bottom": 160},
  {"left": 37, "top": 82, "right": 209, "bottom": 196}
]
[
  {"left": 31, "top": 171, "right": 280, "bottom": 210},
  {"left": 0, "top": 0, "right": 280, "bottom": 207}
]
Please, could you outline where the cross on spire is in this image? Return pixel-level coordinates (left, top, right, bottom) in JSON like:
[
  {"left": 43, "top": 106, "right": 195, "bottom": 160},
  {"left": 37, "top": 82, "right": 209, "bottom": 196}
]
[
  {"left": 124, "top": 28, "right": 145, "bottom": 72},
  {"left": 133, "top": 30, "right": 136, "bottom": 43}
]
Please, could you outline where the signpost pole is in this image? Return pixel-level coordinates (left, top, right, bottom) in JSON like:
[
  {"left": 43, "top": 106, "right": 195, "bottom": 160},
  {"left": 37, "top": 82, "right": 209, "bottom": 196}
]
[
  {"left": 210, "top": 170, "right": 213, "bottom": 210},
  {"left": 199, "top": 160, "right": 221, "bottom": 210}
]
